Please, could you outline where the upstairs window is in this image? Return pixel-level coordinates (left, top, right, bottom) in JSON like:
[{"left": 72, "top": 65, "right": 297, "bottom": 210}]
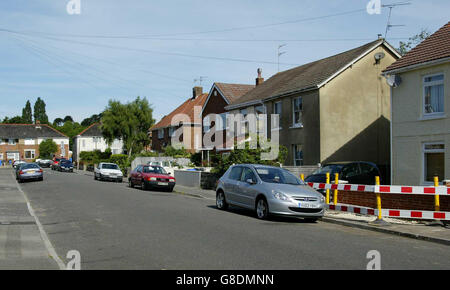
[
  {"left": 8, "top": 139, "right": 16, "bottom": 145},
  {"left": 292, "top": 97, "right": 303, "bottom": 127},
  {"left": 203, "top": 116, "right": 211, "bottom": 133},
  {"left": 423, "top": 74, "right": 444, "bottom": 116},
  {"left": 273, "top": 101, "right": 282, "bottom": 130}
]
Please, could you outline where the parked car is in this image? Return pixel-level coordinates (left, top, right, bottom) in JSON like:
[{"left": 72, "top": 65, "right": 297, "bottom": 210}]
[
  {"left": 148, "top": 161, "right": 176, "bottom": 176},
  {"left": 58, "top": 160, "right": 74, "bottom": 172},
  {"left": 15, "top": 162, "right": 29, "bottom": 178},
  {"left": 305, "top": 162, "right": 382, "bottom": 186},
  {"left": 38, "top": 159, "right": 52, "bottom": 168},
  {"left": 13, "top": 160, "right": 26, "bottom": 169},
  {"left": 216, "top": 164, "right": 325, "bottom": 221},
  {"left": 94, "top": 162, "right": 123, "bottom": 182},
  {"left": 51, "top": 158, "right": 66, "bottom": 171},
  {"left": 129, "top": 165, "right": 176, "bottom": 191},
  {"left": 16, "top": 163, "right": 43, "bottom": 183}
]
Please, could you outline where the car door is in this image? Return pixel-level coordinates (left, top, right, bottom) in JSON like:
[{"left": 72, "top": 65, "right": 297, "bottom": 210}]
[
  {"left": 238, "top": 167, "right": 259, "bottom": 208},
  {"left": 224, "top": 166, "right": 244, "bottom": 205},
  {"left": 359, "top": 163, "right": 379, "bottom": 185},
  {"left": 340, "top": 163, "right": 361, "bottom": 184},
  {"left": 131, "top": 166, "right": 141, "bottom": 185}
]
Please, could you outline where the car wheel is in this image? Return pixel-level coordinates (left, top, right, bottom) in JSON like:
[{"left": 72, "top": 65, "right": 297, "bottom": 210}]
[
  {"left": 128, "top": 179, "right": 134, "bottom": 188},
  {"left": 216, "top": 191, "right": 228, "bottom": 210},
  {"left": 141, "top": 180, "right": 147, "bottom": 190},
  {"left": 256, "top": 198, "right": 269, "bottom": 220}
]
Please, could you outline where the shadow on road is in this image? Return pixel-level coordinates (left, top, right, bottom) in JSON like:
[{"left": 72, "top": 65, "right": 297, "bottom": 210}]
[{"left": 206, "top": 205, "right": 319, "bottom": 224}]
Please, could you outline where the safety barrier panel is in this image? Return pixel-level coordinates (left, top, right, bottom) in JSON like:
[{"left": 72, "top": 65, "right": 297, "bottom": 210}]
[{"left": 305, "top": 176, "right": 450, "bottom": 221}]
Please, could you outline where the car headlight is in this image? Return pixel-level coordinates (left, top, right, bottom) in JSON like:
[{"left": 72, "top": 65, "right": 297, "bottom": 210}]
[
  {"left": 272, "top": 191, "right": 292, "bottom": 202},
  {"left": 320, "top": 196, "right": 325, "bottom": 203}
]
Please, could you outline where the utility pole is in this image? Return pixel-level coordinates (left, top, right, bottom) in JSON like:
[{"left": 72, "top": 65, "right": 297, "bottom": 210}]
[
  {"left": 383, "top": 2, "right": 411, "bottom": 38},
  {"left": 277, "top": 44, "right": 287, "bottom": 72}
]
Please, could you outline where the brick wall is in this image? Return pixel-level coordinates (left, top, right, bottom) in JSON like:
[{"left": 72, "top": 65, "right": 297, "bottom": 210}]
[
  {"left": 0, "top": 142, "right": 69, "bottom": 161},
  {"left": 337, "top": 190, "right": 450, "bottom": 212}
]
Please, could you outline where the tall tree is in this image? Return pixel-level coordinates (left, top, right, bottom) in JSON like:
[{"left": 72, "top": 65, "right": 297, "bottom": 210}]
[
  {"left": 101, "top": 97, "right": 155, "bottom": 158},
  {"left": 397, "top": 29, "right": 431, "bottom": 56},
  {"left": 81, "top": 113, "right": 102, "bottom": 127},
  {"left": 39, "top": 139, "right": 58, "bottom": 159},
  {"left": 33, "top": 97, "right": 49, "bottom": 124},
  {"left": 21, "top": 100, "right": 33, "bottom": 123},
  {"left": 63, "top": 116, "right": 74, "bottom": 123},
  {"left": 53, "top": 118, "right": 64, "bottom": 127}
]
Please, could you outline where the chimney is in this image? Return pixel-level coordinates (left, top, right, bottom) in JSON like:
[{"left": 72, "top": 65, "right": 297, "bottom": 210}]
[
  {"left": 192, "top": 86, "right": 203, "bottom": 99},
  {"left": 256, "top": 68, "right": 264, "bottom": 86}
]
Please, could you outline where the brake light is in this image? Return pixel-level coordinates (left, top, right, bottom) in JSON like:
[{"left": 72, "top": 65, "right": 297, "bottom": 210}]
[
  {"left": 19, "top": 170, "right": 24, "bottom": 175},
  {"left": 38, "top": 169, "right": 43, "bottom": 173}
]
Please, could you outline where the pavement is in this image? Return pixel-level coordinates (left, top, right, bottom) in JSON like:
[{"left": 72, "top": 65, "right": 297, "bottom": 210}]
[
  {"left": 171, "top": 184, "right": 450, "bottom": 246},
  {"left": 0, "top": 168, "right": 60, "bottom": 269},
  {"left": 2, "top": 167, "right": 449, "bottom": 269}
]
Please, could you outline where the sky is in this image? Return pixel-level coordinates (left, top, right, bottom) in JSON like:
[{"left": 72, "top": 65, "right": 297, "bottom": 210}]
[{"left": 0, "top": 0, "right": 449, "bottom": 123}]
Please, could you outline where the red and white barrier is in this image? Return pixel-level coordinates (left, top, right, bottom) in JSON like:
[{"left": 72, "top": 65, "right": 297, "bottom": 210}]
[
  {"left": 325, "top": 204, "right": 450, "bottom": 220},
  {"left": 307, "top": 182, "right": 450, "bottom": 196},
  {"left": 308, "top": 182, "right": 450, "bottom": 220}
]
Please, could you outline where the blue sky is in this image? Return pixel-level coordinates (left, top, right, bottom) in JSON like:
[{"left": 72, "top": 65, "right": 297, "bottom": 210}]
[{"left": 0, "top": 0, "right": 449, "bottom": 123}]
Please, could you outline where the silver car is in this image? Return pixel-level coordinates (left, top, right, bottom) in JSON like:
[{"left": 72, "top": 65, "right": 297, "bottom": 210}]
[
  {"left": 16, "top": 163, "right": 44, "bottom": 183},
  {"left": 216, "top": 164, "right": 325, "bottom": 221}
]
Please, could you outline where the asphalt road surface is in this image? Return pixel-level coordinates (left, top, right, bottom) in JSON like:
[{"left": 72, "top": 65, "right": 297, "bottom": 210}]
[{"left": 18, "top": 168, "right": 450, "bottom": 270}]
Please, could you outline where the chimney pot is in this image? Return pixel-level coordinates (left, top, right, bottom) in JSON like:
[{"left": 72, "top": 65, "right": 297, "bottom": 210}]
[
  {"left": 193, "top": 86, "right": 203, "bottom": 99},
  {"left": 256, "top": 68, "right": 264, "bottom": 86}
]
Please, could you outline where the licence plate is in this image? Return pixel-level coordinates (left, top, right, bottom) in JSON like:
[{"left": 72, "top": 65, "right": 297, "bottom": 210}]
[
  {"left": 28, "top": 171, "right": 35, "bottom": 174},
  {"left": 299, "top": 203, "right": 316, "bottom": 209},
  {"left": 158, "top": 182, "right": 169, "bottom": 186}
]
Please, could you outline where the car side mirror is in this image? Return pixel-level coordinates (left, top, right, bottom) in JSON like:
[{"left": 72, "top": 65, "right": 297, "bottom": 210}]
[
  {"left": 168, "top": 172, "right": 171, "bottom": 175},
  {"left": 246, "top": 179, "right": 256, "bottom": 185}
]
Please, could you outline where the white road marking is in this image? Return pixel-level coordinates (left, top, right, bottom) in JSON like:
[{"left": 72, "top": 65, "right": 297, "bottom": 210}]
[{"left": 12, "top": 173, "right": 66, "bottom": 270}]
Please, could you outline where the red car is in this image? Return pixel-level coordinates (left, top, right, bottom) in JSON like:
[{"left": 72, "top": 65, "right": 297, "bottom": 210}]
[{"left": 128, "top": 165, "right": 176, "bottom": 192}]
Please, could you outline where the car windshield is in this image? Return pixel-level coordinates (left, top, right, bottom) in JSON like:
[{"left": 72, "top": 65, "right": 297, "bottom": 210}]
[
  {"left": 312, "top": 165, "right": 344, "bottom": 175},
  {"left": 149, "top": 162, "right": 161, "bottom": 166},
  {"left": 22, "top": 164, "right": 40, "bottom": 170},
  {"left": 255, "top": 167, "right": 303, "bottom": 185},
  {"left": 143, "top": 166, "right": 167, "bottom": 174},
  {"left": 102, "top": 164, "right": 119, "bottom": 170}
]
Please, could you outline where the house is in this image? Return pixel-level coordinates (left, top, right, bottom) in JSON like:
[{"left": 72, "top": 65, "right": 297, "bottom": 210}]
[
  {"left": 201, "top": 82, "right": 255, "bottom": 163},
  {"left": 73, "top": 123, "right": 124, "bottom": 162},
  {"left": 0, "top": 123, "right": 69, "bottom": 161},
  {"left": 150, "top": 87, "right": 208, "bottom": 153},
  {"left": 225, "top": 39, "right": 401, "bottom": 181},
  {"left": 383, "top": 22, "right": 450, "bottom": 185}
]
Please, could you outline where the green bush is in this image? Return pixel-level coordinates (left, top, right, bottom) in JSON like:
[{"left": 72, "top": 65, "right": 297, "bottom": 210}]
[
  {"left": 109, "top": 154, "right": 129, "bottom": 174},
  {"left": 39, "top": 139, "right": 58, "bottom": 159}
]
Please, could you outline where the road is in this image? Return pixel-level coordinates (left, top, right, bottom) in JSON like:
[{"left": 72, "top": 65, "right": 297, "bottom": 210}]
[{"left": 17, "top": 168, "right": 450, "bottom": 270}]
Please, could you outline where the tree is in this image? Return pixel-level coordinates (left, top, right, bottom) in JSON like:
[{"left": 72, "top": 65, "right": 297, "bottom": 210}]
[
  {"left": 22, "top": 101, "right": 33, "bottom": 123},
  {"left": 101, "top": 97, "right": 155, "bottom": 158},
  {"left": 52, "top": 121, "right": 86, "bottom": 151},
  {"left": 63, "top": 116, "right": 74, "bottom": 123},
  {"left": 81, "top": 114, "right": 102, "bottom": 127},
  {"left": 53, "top": 118, "right": 64, "bottom": 127},
  {"left": 2, "top": 116, "right": 24, "bottom": 124},
  {"left": 39, "top": 139, "right": 58, "bottom": 159},
  {"left": 397, "top": 29, "right": 431, "bottom": 56},
  {"left": 33, "top": 97, "right": 49, "bottom": 124}
]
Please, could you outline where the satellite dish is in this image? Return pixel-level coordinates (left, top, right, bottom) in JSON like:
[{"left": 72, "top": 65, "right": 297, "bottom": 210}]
[
  {"left": 374, "top": 52, "right": 386, "bottom": 61},
  {"left": 387, "top": 75, "right": 402, "bottom": 88}
]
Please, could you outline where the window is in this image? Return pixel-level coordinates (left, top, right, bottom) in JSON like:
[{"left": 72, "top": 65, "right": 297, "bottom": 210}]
[
  {"left": 168, "top": 127, "right": 176, "bottom": 137},
  {"left": 341, "top": 163, "right": 361, "bottom": 180},
  {"left": 292, "top": 97, "right": 303, "bottom": 127},
  {"left": 239, "top": 109, "right": 249, "bottom": 135},
  {"left": 217, "top": 113, "right": 228, "bottom": 131},
  {"left": 293, "top": 144, "right": 303, "bottom": 166},
  {"left": 423, "top": 74, "right": 444, "bottom": 115},
  {"left": 24, "top": 139, "right": 35, "bottom": 145},
  {"left": 0, "top": 153, "right": 3, "bottom": 160},
  {"left": 203, "top": 116, "right": 211, "bottom": 133},
  {"left": 82, "top": 140, "right": 86, "bottom": 148},
  {"left": 24, "top": 150, "right": 35, "bottom": 159},
  {"left": 158, "top": 129, "right": 164, "bottom": 139},
  {"left": 8, "top": 139, "right": 16, "bottom": 145},
  {"left": 255, "top": 105, "right": 266, "bottom": 133},
  {"left": 423, "top": 143, "right": 445, "bottom": 183},
  {"left": 273, "top": 101, "right": 282, "bottom": 130},
  {"left": 0, "top": 139, "right": 5, "bottom": 145},
  {"left": 241, "top": 167, "right": 257, "bottom": 183},
  {"left": 229, "top": 166, "right": 244, "bottom": 180}
]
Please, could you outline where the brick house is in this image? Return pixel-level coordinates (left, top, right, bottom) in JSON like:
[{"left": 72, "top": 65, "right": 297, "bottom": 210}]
[
  {"left": 0, "top": 123, "right": 70, "bottom": 162},
  {"left": 383, "top": 22, "right": 450, "bottom": 185},
  {"left": 201, "top": 82, "right": 255, "bottom": 163},
  {"left": 225, "top": 39, "right": 401, "bottom": 182},
  {"left": 150, "top": 87, "right": 208, "bottom": 153}
]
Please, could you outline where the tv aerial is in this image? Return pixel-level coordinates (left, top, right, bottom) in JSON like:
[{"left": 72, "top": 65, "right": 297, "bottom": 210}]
[{"left": 383, "top": 2, "right": 411, "bottom": 38}]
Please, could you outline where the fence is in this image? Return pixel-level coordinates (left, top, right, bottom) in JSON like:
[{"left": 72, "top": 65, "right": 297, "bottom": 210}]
[
  {"left": 174, "top": 170, "right": 218, "bottom": 190},
  {"left": 131, "top": 157, "right": 190, "bottom": 171},
  {"left": 304, "top": 174, "right": 450, "bottom": 221}
]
